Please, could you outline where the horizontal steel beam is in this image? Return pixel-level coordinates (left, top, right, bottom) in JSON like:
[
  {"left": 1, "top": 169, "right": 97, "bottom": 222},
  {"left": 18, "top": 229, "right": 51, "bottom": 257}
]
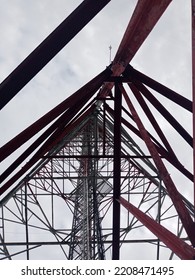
[
  {"left": 0, "top": 0, "right": 111, "bottom": 109},
  {"left": 0, "top": 238, "right": 190, "bottom": 247},
  {"left": 43, "top": 155, "right": 153, "bottom": 159}
]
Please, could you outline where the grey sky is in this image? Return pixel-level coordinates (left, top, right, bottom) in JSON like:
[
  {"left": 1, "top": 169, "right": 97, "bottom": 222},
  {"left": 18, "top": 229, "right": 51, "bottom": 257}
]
[{"left": 0, "top": 0, "right": 191, "bottom": 138}]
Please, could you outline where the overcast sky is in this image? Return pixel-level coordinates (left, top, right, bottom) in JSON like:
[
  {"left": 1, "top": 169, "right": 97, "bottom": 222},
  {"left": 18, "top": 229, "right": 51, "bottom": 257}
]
[
  {"left": 0, "top": 0, "right": 194, "bottom": 259},
  {"left": 0, "top": 0, "right": 192, "bottom": 189},
  {"left": 0, "top": 0, "right": 191, "bottom": 137}
]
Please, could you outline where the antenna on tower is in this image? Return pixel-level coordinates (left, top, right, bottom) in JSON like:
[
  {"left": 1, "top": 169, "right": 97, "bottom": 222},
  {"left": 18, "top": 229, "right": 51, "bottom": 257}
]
[{"left": 109, "top": 45, "right": 112, "bottom": 64}]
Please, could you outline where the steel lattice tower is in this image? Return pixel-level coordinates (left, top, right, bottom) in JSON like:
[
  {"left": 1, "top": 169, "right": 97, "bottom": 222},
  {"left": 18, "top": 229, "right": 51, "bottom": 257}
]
[{"left": 0, "top": 0, "right": 195, "bottom": 260}]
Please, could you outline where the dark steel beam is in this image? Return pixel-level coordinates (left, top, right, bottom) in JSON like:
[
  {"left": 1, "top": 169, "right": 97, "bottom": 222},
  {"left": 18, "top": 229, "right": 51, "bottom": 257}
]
[
  {"left": 129, "top": 82, "right": 179, "bottom": 161},
  {"left": 105, "top": 103, "right": 193, "bottom": 182},
  {"left": 43, "top": 155, "right": 153, "bottom": 159},
  {"left": 124, "top": 65, "right": 192, "bottom": 112},
  {"left": 119, "top": 197, "right": 195, "bottom": 260},
  {"left": 120, "top": 84, "right": 195, "bottom": 246},
  {"left": 0, "top": 101, "right": 96, "bottom": 195},
  {"left": 0, "top": 0, "right": 111, "bottom": 109},
  {"left": 0, "top": 67, "right": 112, "bottom": 163},
  {"left": 131, "top": 81, "right": 193, "bottom": 147},
  {"left": 0, "top": 100, "right": 95, "bottom": 185},
  {"left": 192, "top": 0, "right": 195, "bottom": 219},
  {"left": 112, "top": 83, "right": 122, "bottom": 260}
]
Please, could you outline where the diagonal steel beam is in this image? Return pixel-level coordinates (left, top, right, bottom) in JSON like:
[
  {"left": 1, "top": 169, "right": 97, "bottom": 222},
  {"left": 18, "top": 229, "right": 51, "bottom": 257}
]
[
  {"left": 0, "top": 0, "right": 111, "bottom": 109},
  {"left": 131, "top": 80, "right": 193, "bottom": 147},
  {"left": 0, "top": 101, "right": 95, "bottom": 196},
  {"left": 129, "top": 82, "right": 178, "bottom": 161},
  {"left": 124, "top": 65, "right": 192, "bottom": 112},
  {"left": 112, "top": 0, "right": 172, "bottom": 75},
  {"left": 0, "top": 99, "right": 96, "bottom": 185},
  {"left": 120, "top": 84, "right": 195, "bottom": 246},
  {"left": 105, "top": 103, "right": 193, "bottom": 182},
  {"left": 99, "top": 0, "right": 172, "bottom": 98},
  {"left": 119, "top": 197, "right": 195, "bottom": 260},
  {"left": 0, "top": 67, "right": 112, "bottom": 163}
]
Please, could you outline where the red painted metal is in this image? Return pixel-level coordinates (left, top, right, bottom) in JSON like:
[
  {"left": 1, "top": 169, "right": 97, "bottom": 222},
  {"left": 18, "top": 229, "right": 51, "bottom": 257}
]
[
  {"left": 105, "top": 103, "right": 193, "bottom": 182},
  {"left": 119, "top": 197, "right": 195, "bottom": 260},
  {"left": 129, "top": 82, "right": 178, "bottom": 160},
  {"left": 112, "top": 0, "right": 172, "bottom": 75},
  {"left": 0, "top": 0, "right": 111, "bottom": 110},
  {"left": 99, "top": 0, "right": 172, "bottom": 98},
  {"left": 0, "top": 98, "right": 96, "bottom": 185},
  {"left": 0, "top": 103, "right": 96, "bottom": 196},
  {"left": 0, "top": 68, "right": 112, "bottom": 163},
  {"left": 131, "top": 80, "right": 193, "bottom": 147},
  {"left": 106, "top": 103, "right": 168, "bottom": 154},
  {"left": 192, "top": 0, "right": 195, "bottom": 219},
  {"left": 124, "top": 65, "right": 192, "bottom": 112},
  {"left": 120, "top": 84, "right": 195, "bottom": 246}
]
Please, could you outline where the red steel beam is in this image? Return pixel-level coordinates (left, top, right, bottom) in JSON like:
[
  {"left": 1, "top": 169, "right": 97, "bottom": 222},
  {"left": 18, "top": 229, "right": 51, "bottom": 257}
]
[
  {"left": 129, "top": 82, "right": 178, "bottom": 161},
  {"left": 119, "top": 197, "right": 195, "bottom": 260},
  {"left": 0, "top": 67, "right": 112, "bottom": 163},
  {"left": 105, "top": 103, "right": 169, "bottom": 156},
  {"left": 29, "top": 102, "right": 97, "bottom": 171},
  {"left": 131, "top": 80, "right": 193, "bottom": 147},
  {"left": 124, "top": 65, "right": 192, "bottom": 112},
  {"left": 105, "top": 103, "right": 193, "bottom": 182},
  {"left": 120, "top": 84, "right": 195, "bottom": 246},
  {"left": 192, "top": 0, "right": 195, "bottom": 219},
  {"left": 112, "top": 0, "right": 172, "bottom": 75},
  {"left": 0, "top": 0, "right": 111, "bottom": 109},
  {"left": 0, "top": 103, "right": 96, "bottom": 196},
  {"left": 99, "top": 0, "right": 172, "bottom": 98},
  {"left": 0, "top": 97, "right": 96, "bottom": 185}
]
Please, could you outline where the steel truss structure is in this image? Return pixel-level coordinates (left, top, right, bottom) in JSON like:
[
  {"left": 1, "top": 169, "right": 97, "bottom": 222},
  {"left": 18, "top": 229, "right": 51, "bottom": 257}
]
[{"left": 0, "top": 0, "right": 195, "bottom": 260}]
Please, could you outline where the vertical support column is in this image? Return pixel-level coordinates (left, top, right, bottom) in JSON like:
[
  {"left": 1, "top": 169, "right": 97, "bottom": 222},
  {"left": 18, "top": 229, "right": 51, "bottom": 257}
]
[
  {"left": 112, "top": 82, "right": 122, "bottom": 260},
  {"left": 156, "top": 178, "right": 162, "bottom": 260},
  {"left": 25, "top": 182, "right": 29, "bottom": 260},
  {"left": 51, "top": 158, "right": 54, "bottom": 228},
  {"left": 103, "top": 100, "right": 106, "bottom": 155},
  {"left": 192, "top": 0, "right": 195, "bottom": 220}
]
